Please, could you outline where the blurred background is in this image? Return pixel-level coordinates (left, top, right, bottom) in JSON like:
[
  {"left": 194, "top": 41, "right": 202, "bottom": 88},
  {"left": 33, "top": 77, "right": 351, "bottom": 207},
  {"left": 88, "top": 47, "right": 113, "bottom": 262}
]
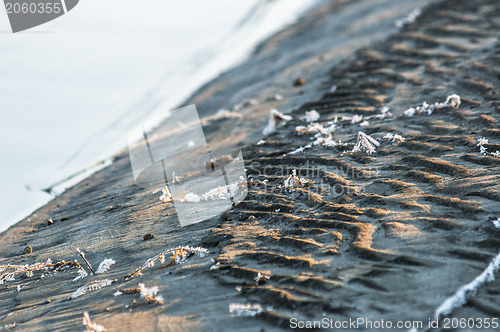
[{"left": 0, "top": 0, "right": 320, "bottom": 232}]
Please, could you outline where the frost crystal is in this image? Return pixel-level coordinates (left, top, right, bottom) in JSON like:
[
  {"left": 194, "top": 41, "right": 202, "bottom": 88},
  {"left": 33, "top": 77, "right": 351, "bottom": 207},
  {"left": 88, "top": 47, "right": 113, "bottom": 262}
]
[
  {"left": 445, "top": 94, "right": 461, "bottom": 108},
  {"left": 285, "top": 144, "right": 312, "bottom": 156},
  {"left": 172, "top": 171, "right": 180, "bottom": 184},
  {"left": 210, "top": 262, "right": 222, "bottom": 270},
  {"left": 476, "top": 137, "right": 499, "bottom": 157},
  {"left": 352, "top": 132, "right": 380, "bottom": 154},
  {"left": 300, "top": 110, "right": 320, "bottom": 122},
  {"left": 296, "top": 121, "right": 340, "bottom": 149},
  {"left": 263, "top": 109, "right": 292, "bottom": 135},
  {"left": 183, "top": 192, "right": 201, "bottom": 203},
  {"left": 95, "top": 259, "right": 116, "bottom": 275},
  {"left": 83, "top": 312, "right": 106, "bottom": 332},
  {"left": 351, "top": 114, "right": 363, "bottom": 124},
  {"left": 138, "top": 283, "right": 158, "bottom": 299},
  {"left": 202, "top": 183, "right": 239, "bottom": 201},
  {"left": 296, "top": 122, "right": 334, "bottom": 136},
  {"left": 435, "top": 252, "right": 500, "bottom": 318},
  {"left": 1, "top": 259, "right": 85, "bottom": 285},
  {"left": 229, "top": 303, "right": 263, "bottom": 316},
  {"left": 71, "top": 286, "right": 88, "bottom": 299},
  {"left": 404, "top": 94, "right": 461, "bottom": 117},
  {"left": 254, "top": 272, "right": 270, "bottom": 284},
  {"left": 284, "top": 170, "right": 313, "bottom": 190},
  {"left": 182, "top": 178, "right": 246, "bottom": 203},
  {"left": 159, "top": 186, "right": 172, "bottom": 203},
  {"left": 72, "top": 268, "right": 88, "bottom": 282},
  {"left": 313, "top": 136, "right": 339, "bottom": 147},
  {"left": 0, "top": 323, "right": 17, "bottom": 330},
  {"left": 395, "top": 8, "right": 421, "bottom": 28},
  {"left": 477, "top": 137, "right": 488, "bottom": 146},
  {"left": 129, "top": 246, "right": 210, "bottom": 278},
  {"left": 138, "top": 283, "right": 164, "bottom": 304},
  {"left": 383, "top": 133, "right": 405, "bottom": 143},
  {"left": 434, "top": 218, "right": 500, "bottom": 318},
  {"left": 70, "top": 279, "right": 113, "bottom": 299}
]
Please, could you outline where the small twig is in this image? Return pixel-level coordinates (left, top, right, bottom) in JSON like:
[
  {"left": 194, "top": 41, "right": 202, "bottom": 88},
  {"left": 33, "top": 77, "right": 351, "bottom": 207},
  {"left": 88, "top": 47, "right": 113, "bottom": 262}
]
[
  {"left": 124, "top": 246, "right": 209, "bottom": 279},
  {"left": 77, "top": 248, "right": 95, "bottom": 276},
  {"left": 119, "top": 283, "right": 164, "bottom": 304},
  {"left": 83, "top": 312, "right": 106, "bottom": 332},
  {"left": 119, "top": 286, "right": 140, "bottom": 294}
]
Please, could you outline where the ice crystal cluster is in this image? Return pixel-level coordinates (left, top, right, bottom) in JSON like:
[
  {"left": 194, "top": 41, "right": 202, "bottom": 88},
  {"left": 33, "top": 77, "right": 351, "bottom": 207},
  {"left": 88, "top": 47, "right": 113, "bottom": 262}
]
[
  {"left": 296, "top": 122, "right": 339, "bottom": 148},
  {"left": 201, "top": 181, "right": 241, "bottom": 200},
  {"left": 284, "top": 169, "right": 313, "bottom": 190},
  {"left": 83, "top": 312, "right": 106, "bottom": 332},
  {"left": 73, "top": 268, "right": 88, "bottom": 282},
  {"left": 285, "top": 144, "right": 312, "bottom": 156},
  {"left": 395, "top": 8, "right": 421, "bottom": 28},
  {"left": 477, "top": 137, "right": 500, "bottom": 158},
  {"left": 0, "top": 259, "right": 84, "bottom": 285},
  {"left": 138, "top": 283, "right": 164, "bottom": 304},
  {"left": 254, "top": 272, "right": 270, "bottom": 285},
  {"left": 182, "top": 177, "right": 245, "bottom": 203},
  {"left": 352, "top": 132, "right": 380, "bottom": 154},
  {"left": 0, "top": 323, "right": 16, "bottom": 330},
  {"left": 118, "top": 283, "right": 165, "bottom": 304},
  {"left": 229, "top": 303, "right": 264, "bottom": 317},
  {"left": 300, "top": 110, "right": 320, "bottom": 122},
  {"left": 383, "top": 133, "right": 406, "bottom": 143},
  {"left": 404, "top": 94, "right": 461, "bottom": 117},
  {"left": 70, "top": 246, "right": 208, "bottom": 300},
  {"left": 351, "top": 114, "right": 363, "bottom": 124},
  {"left": 71, "top": 279, "right": 114, "bottom": 299},
  {"left": 129, "top": 246, "right": 209, "bottom": 278},
  {"left": 434, "top": 218, "right": 500, "bottom": 318},
  {"left": 95, "top": 259, "right": 116, "bottom": 275},
  {"left": 159, "top": 186, "right": 172, "bottom": 203},
  {"left": 492, "top": 218, "right": 500, "bottom": 229},
  {"left": 263, "top": 109, "right": 292, "bottom": 135}
]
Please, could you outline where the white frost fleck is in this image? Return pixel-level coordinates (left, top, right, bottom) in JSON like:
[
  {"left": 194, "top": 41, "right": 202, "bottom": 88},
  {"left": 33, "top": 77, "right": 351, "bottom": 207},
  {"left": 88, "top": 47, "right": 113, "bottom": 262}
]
[
  {"left": 229, "top": 303, "right": 263, "bottom": 317},
  {"left": 263, "top": 109, "right": 292, "bottom": 135},
  {"left": 300, "top": 110, "right": 320, "bottom": 123},
  {"left": 159, "top": 186, "right": 172, "bottom": 203}
]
